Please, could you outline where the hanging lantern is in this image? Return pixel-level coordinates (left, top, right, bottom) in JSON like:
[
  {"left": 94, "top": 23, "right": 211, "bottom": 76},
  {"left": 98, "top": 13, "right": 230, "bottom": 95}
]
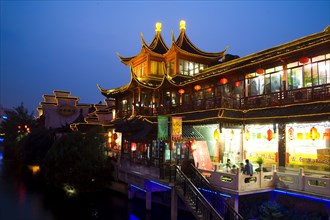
[
  {"left": 245, "top": 129, "right": 250, "bottom": 141},
  {"left": 256, "top": 68, "right": 265, "bottom": 74},
  {"left": 220, "top": 78, "right": 228, "bottom": 85},
  {"left": 310, "top": 127, "right": 318, "bottom": 141},
  {"left": 206, "top": 88, "right": 212, "bottom": 92},
  {"left": 230, "top": 129, "right": 235, "bottom": 140},
  {"left": 288, "top": 127, "right": 295, "bottom": 140},
  {"left": 178, "top": 89, "right": 185, "bottom": 94},
  {"left": 267, "top": 129, "right": 273, "bottom": 141},
  {"left": 235, "top": 81, "right": 241, "bottom": 87},
  {"left": 299, "top": 56, "right": 309, "bottom": 65},
  {"left": 194, "top": 85, "right": 201, "bottom": 91},
  {"left": 131, "top": 142, "right": 137, "bottom": 151},
  {"left": 213, "top": 129, "right": 220, "bottom": 140}
]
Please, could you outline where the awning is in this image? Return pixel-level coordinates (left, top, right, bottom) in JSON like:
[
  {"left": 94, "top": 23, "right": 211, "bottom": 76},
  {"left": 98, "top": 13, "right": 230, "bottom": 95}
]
[{"left": 182, "top": 126, "right": 204, "bottom": 140}]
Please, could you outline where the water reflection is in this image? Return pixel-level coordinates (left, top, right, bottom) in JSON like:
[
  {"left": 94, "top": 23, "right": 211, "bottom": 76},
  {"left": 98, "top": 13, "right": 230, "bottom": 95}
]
[{"left": 0, "top": 157, "right": 194, "bottom": 220}]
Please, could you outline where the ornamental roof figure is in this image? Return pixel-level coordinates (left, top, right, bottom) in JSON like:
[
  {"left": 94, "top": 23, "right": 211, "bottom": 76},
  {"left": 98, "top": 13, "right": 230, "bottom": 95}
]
[{"left": 117, "top": 20, "right": 227, "bottom": 66}]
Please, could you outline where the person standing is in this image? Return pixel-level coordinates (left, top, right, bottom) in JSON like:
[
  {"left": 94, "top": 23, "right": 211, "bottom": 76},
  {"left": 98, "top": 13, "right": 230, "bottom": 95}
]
[{"left": 244, "top": 159, "right": 253, "bottom": 176}]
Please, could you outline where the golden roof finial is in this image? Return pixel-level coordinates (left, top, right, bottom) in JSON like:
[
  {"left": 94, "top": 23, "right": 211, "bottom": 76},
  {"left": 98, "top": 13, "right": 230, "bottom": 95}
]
[
  {"left": 155, "top": 22, "right": 162, "bottom": 33},
  {"left": 179, "top": 20, "right": 186, "bottom": 31}
]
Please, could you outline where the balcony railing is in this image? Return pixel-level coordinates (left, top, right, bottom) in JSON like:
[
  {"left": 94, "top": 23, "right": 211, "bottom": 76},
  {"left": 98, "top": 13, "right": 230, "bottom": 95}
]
[{"left": 116, "top": 84, "right": 330, "bottom": 117}]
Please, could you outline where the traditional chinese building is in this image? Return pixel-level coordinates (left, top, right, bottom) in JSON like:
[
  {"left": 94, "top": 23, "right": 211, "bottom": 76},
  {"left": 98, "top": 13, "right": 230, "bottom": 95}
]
[{"left": 74, "top": 21, "right": 330, "bottom": 172}]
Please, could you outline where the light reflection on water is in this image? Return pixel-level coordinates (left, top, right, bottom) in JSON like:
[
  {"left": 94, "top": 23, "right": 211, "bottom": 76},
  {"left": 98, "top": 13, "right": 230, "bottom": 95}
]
[{"left": 0, "top": 155, "right": 194, "bottom": 220}]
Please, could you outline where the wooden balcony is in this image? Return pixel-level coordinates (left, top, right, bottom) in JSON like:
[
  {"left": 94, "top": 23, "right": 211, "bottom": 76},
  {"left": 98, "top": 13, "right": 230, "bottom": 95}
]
[{"left": 116, "top": 84, "right": 330, "bottom": 117}]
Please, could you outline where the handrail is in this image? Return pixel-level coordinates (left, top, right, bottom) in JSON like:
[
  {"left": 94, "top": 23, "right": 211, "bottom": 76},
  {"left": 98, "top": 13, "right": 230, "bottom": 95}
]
[
  {"left": 190, "top": 164, "right": 244, "bottom": 220},
  {"left": 174, "top": 165, "right": 223, "bottom": 220}
]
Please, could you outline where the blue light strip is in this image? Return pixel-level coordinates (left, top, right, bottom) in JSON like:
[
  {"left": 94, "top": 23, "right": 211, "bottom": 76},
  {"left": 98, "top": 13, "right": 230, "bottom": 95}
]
[
  {"left": 130, "top": 184, "right": 146, "bottom": 193},
  {"left": 198, "top": 187, "right": 231, "bottom": 198},
  {"left": 273, "top": 189, "right": 330, "bottom": 203},
  {"left": 149, "top": 180, "right": 172, "bottom": 190}
]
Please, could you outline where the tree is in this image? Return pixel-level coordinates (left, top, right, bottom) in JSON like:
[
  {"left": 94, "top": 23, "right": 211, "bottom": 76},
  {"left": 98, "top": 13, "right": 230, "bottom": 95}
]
[
  {"left": 42, "top": 127, "right": 113, "bottom": 192},
  {"left": 0, "top": 103, "right": 36, "bottom": 159}
]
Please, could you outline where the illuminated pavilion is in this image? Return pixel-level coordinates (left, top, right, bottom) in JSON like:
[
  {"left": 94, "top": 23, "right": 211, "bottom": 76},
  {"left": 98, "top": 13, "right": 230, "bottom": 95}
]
[
  {"left": 71, "top": 21, "right": 330, "bottom": 173},
  {"left": 39, "top": 21, "right": 330, "bottom": 219}
]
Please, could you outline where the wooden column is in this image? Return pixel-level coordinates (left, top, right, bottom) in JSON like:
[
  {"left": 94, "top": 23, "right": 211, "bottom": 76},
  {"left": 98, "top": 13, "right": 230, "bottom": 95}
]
[{"left": 171, "top": 189, "right": 178, "bottom": 220}]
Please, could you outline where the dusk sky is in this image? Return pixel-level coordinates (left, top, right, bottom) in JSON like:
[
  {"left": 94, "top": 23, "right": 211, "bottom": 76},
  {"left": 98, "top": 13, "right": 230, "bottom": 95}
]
[{"left": 1, "top": 1, "right": 329, "bottom": 115}]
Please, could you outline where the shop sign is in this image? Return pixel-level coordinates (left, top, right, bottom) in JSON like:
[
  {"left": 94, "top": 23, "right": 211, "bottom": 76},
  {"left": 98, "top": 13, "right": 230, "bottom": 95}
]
[
  {"left": 171, "top": 116, "right": 182, "bottom": 140},
  {"left": 157, "top": 116, "right": 168, "bottom": 140},
  {"left": 192, "top": 141, "right": 213, "bottom": 170}
]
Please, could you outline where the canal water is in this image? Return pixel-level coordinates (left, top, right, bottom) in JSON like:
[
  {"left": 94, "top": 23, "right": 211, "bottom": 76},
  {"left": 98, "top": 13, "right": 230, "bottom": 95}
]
[{"left": 0, "top": 155, "right": 195, "bottom": 220}]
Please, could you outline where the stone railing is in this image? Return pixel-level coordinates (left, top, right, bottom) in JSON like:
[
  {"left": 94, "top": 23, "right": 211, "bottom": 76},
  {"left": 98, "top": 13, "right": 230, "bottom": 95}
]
[{"left": 197, "top": 165, "right": 330, "bottom": 198}]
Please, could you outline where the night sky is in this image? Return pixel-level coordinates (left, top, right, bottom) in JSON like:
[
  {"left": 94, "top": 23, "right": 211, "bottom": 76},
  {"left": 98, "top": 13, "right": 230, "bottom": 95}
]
[{"left": 1, "top": 1, "right": 329, "bottom": 115}]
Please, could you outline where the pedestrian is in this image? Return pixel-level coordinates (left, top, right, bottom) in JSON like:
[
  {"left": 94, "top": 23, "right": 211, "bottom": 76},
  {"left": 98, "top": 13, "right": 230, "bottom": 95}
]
[
  {"left": 244, "top": 159, "right": 253, "bottom": 176},
  {"left": 239, "top": 162, "right": 244, "bottom": 172}
]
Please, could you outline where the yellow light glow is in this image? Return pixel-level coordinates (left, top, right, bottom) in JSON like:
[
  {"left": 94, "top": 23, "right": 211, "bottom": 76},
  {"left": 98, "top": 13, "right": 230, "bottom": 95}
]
[
  {"left": 180, "top": 20, "right": 186, "bottom": 30},
  {"left": 28, "top": 165, "right": 40, "bottom": 174},
  {"left": 155, "top": 22, "right": 162, "bottom": 32}
]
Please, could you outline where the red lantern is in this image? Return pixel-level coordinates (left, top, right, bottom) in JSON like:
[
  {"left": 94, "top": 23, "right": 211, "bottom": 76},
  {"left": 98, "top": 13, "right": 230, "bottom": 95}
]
[
  {"left": 131, "top": 142, "right": 137, "bottom": 151},
  {"left": 194, "top": 85, "right": 201, "bottom": 91},
  {"left": 310, "top": 127, "right": 318, "bottom": 140},
  {"left": 178, "top": 89, "right": 185, "bottom": 94},
  {"left": 235, "top": 81, "right": 241, "bottom": 87},
  {"left": 267, "top": 129, "right": 273, "bottom": 141},
  {"left": 288, "top": 127, "right": 294, "bottom": 140},
  {"left": 299, "top": 56, "right": 309, "bottom": 65},
  {"left": 206, "top": 88, "right": 212, "bottom": 92},
  {"left": 256, "top": 68, "right": 265, "bottom": 74},
  {"left": 220, "top": 78, "right": 228, "bottom": 85}
]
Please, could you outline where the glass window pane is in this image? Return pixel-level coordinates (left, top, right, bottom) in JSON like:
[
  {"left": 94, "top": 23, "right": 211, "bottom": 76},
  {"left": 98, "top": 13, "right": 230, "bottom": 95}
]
[{"left": 303, "top": 64, "right": 312, "bottom": 87}]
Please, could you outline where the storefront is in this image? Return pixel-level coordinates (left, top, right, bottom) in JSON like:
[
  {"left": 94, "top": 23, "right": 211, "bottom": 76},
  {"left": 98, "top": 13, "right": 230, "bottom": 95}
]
[{"left": 285, "top": 122, "right": 330, "bottom": 171}]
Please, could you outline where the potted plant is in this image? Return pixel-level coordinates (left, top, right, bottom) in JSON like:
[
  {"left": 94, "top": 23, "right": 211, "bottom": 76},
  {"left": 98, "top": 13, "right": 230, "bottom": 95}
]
[{"left": 255, "top": 157, "right": 265, "bottom": 172}]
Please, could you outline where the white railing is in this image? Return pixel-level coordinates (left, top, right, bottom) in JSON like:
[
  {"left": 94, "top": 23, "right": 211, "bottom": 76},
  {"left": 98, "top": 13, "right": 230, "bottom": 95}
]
[{"left": 198, "top": 165, "right": 330, "bottom": 198}]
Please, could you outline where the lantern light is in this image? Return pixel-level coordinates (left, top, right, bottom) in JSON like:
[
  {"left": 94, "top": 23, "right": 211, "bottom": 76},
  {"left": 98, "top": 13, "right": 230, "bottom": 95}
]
[
  {"left": 214, "top": 129, "right": 220, "bottom": 140},
  {"left": 310, "top": 127, "right": 318, "bottom": 141},
  {"left": 131, "top": 142, "right": 137, "bottom": 151},
  {"left": 256, "top": 68, "right": 265, "bottom": 74},
  {"left": 267, "top": 129, "right": 273, "bottom": 141},
  {"left": 288, "top": 127, "right": 295, "bottom": 140},
  {"left": 235, "top": 81, "right": 241, "bottom": 87},
  {"left": 245, "top": 129, "right": 250, "bottom": 141},
  {"left": 178, "top": 89, "right": 185, "bottom": 94},
  {"left": 194, "top": 85, "right": 201, "bottom": 91},
  {"left": 299, "top": 56, "right": 309, "bottom": 65},
  {"left": 220, "top": 78, "right": 228, "bottom": 85},
  {"left": 206, "top": 88, "right": 212, "bottom": 92}
]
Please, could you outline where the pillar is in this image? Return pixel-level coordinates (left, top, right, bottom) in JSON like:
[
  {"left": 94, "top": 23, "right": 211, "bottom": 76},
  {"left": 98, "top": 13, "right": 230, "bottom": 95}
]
[
  {"left": 234, "top": 194, "right": 239, "bottom": 213},
  {"left": 128, "top": 186, "right": 135, "bottom": 199},
  {"left": 146, "top": 190, "right": 152, "bottom": 211},
  {"left": 171, "top": 189, "right": 178, "bottom": 220}
]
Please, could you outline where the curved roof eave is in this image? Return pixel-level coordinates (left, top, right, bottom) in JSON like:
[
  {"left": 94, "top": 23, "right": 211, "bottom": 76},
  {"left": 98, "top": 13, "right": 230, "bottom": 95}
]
[
  {"left": 175, "top": 30, "right": 227, "bottom": 58},
  {"left": 97, "top": 71, "right": 134, "bottom": 97}
]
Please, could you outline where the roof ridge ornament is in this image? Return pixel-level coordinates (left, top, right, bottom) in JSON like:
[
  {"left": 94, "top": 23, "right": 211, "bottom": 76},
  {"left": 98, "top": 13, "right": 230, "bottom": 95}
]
[
  {"left": 179, "top": 20, "right": 186, "bottom": 31},
  {"left": 155, "top": 22, "right": 162, "bottom": 33},
  {"left": 171, "top": 30, "right": 175, "bottom": 43}
]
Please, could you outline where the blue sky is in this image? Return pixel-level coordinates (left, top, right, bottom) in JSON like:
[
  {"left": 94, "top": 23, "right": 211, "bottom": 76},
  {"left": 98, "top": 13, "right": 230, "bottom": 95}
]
[{"left": 1, "top": 1, "right": 329, "bottom": 114}]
